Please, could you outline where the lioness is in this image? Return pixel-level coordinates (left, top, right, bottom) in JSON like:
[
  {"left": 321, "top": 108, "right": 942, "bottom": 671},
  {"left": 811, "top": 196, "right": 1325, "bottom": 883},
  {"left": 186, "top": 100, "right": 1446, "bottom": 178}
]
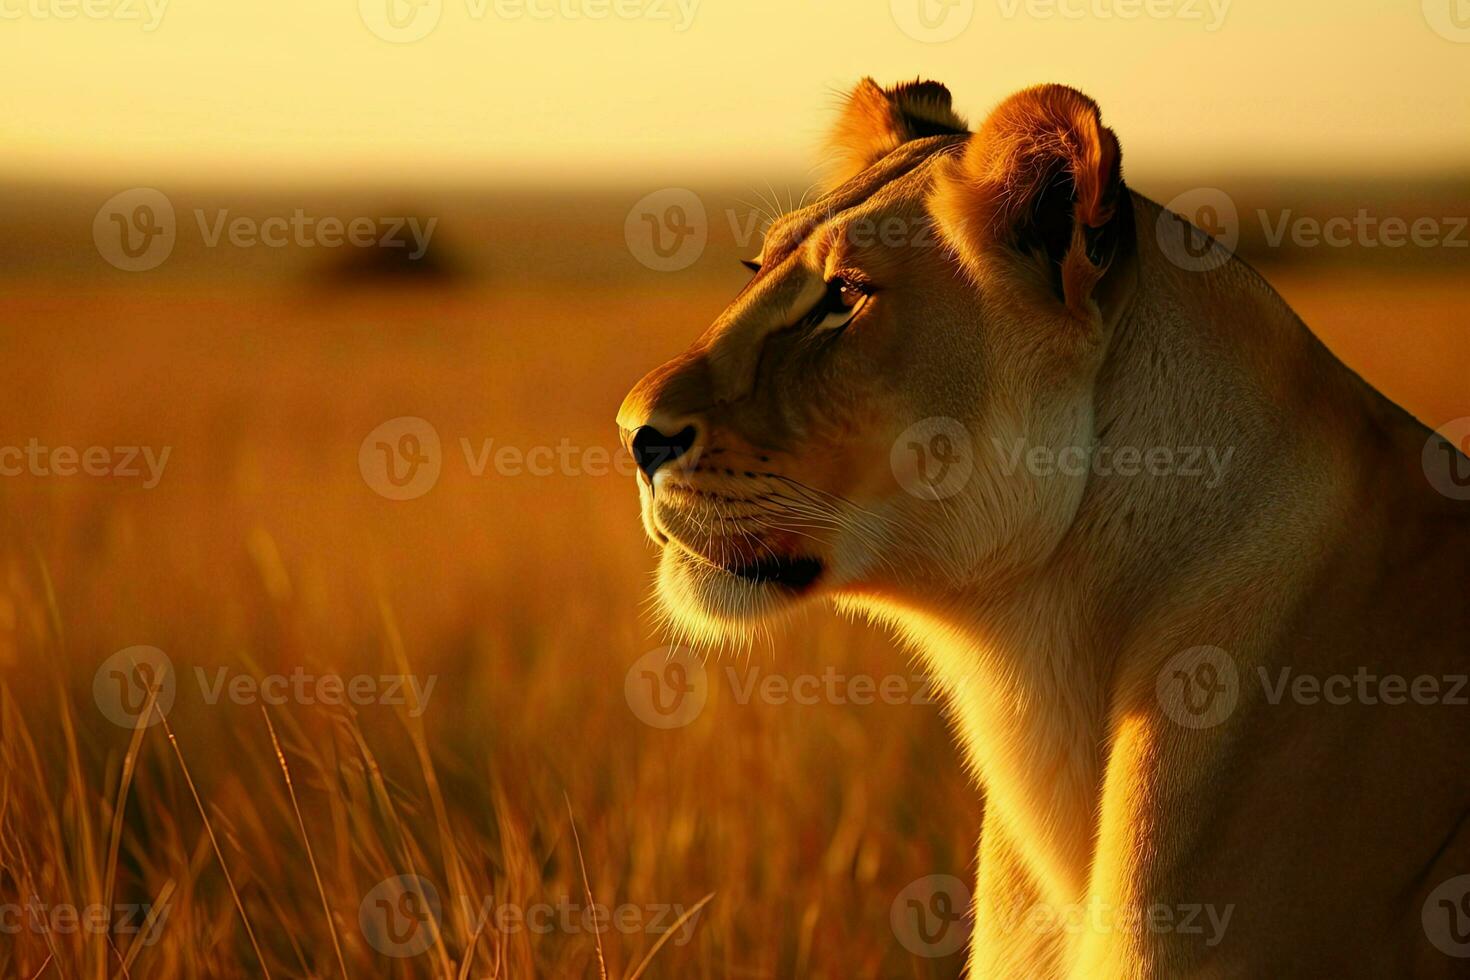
[{"left": 617, "top": 79, "right": 1470, "bottom": 977}]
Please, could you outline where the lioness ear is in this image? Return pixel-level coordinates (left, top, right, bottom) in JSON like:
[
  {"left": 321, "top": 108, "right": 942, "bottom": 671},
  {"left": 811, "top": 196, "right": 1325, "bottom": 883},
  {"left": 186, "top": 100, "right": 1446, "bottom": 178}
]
[
  {"left": 932, "top": 84, "right": 1130, "bottom": 320},
  {"left": 823, "top": 78, "right": 968, "bottom": 191}
]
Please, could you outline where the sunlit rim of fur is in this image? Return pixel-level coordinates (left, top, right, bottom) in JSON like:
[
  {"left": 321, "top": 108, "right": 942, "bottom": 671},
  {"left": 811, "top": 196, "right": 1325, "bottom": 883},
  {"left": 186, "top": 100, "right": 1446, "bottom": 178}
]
[{"left": 643, "top": 548, "right": 813, "bottom": 658}]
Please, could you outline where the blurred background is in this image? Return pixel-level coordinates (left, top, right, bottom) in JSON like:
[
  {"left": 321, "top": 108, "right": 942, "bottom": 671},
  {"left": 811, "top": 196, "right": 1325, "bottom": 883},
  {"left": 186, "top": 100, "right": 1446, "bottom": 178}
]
[{"left": 1, "top": 1, "right": 1466, "bottom": 977}]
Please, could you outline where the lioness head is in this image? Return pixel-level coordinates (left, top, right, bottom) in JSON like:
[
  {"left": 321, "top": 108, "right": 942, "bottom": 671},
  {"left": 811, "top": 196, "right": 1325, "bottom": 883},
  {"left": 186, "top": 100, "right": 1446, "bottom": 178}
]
[{"left": 617, "top": 80, "right": 1138, "bottom": 644}]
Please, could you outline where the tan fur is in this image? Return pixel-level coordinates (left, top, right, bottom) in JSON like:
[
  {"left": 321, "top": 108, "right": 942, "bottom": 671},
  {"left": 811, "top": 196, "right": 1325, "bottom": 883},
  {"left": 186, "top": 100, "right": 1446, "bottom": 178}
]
[
  {"left": 618, "top": 81, "right": 1470, "bottom": 977},
  {"left": 932, "top": 84, "right": 1124, "bottom": 319},
  {"left": 824, "top": 77, "right": 968, "bottom": 192}
]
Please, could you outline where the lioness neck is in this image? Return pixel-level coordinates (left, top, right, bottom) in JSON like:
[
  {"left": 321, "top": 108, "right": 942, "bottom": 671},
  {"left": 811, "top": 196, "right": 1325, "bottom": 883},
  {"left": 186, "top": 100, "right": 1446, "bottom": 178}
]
[{"left": 870, "top": 194, "right": 1388, "bottom": 911}]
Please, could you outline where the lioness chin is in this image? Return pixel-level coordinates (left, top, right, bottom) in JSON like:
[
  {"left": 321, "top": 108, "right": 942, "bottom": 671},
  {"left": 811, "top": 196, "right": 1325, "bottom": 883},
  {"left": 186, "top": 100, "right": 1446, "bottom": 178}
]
[{"left": 617, "top": 79, "right": 1470, "bottom": 977}]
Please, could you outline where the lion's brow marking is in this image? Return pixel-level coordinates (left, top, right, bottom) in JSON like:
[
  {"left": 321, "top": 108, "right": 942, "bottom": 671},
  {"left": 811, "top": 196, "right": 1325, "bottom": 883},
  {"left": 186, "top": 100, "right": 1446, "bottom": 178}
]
[{"left": 756, "top": 139, "right": 958, "bottom": 271}]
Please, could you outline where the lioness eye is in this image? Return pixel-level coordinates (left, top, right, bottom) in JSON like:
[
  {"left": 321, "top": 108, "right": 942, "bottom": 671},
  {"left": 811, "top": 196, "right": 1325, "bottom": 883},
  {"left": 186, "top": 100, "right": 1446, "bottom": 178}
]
[
  {"left": 808, "top": 276, "right": 871, "bottom": 332},
  {"left": 836, "top": 278, "right": 868, "bottom": 307}
]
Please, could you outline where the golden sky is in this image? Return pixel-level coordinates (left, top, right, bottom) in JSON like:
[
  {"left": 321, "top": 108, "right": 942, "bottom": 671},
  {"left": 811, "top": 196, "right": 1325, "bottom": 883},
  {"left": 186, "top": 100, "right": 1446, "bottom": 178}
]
[{"left": 3, "top": 0, "right": 1468, "bottom": 184}]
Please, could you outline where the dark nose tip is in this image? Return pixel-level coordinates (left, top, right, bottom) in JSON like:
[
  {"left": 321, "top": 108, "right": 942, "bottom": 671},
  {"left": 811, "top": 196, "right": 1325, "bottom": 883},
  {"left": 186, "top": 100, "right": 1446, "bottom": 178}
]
[{"left": 630, "top": 424, "right": 698, "bottom": 478}]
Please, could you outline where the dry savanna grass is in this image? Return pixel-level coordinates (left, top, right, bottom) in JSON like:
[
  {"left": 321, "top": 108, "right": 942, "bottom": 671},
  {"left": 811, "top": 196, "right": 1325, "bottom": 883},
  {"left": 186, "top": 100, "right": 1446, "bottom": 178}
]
[
  {"left": 0, "top": 276, "right": 980, "bottom": 979},
  {"left": 0, "top": 209, "right": 1464, "bottom": 978}
]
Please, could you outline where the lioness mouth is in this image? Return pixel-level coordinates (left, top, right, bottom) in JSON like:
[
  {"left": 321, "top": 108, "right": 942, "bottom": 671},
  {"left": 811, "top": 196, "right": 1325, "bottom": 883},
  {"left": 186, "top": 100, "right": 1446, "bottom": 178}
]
[{"left": 726, "top": 556, "right": 824, "bottom": 591}]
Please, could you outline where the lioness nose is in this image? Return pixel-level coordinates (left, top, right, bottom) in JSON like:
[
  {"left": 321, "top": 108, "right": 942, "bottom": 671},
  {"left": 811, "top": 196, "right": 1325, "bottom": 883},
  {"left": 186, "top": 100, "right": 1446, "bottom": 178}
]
[{"left": 630, "top": 424, "right": 699, "bottom": 478}]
